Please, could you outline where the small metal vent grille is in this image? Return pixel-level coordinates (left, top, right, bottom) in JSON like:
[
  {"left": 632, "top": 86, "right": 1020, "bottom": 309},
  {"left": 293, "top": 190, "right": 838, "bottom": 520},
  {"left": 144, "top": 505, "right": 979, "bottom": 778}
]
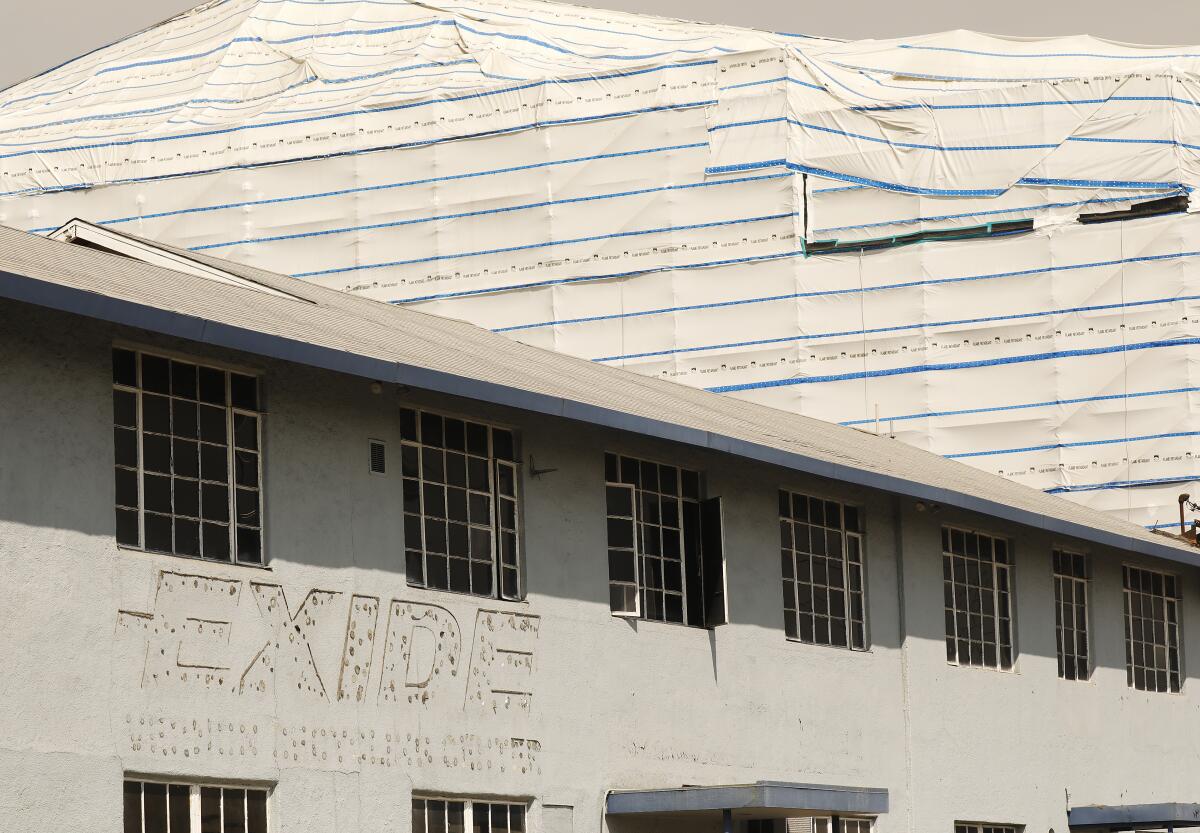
[{"left": 369, "top": 439, "right": 386, "bottom": 475}]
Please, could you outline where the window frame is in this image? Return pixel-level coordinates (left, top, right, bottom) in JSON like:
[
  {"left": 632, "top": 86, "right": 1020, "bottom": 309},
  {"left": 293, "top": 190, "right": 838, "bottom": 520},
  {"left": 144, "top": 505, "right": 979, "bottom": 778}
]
[
  {"left": 954, "top": 823, "right": 1021, "bottom": 833},
  {"left": 410, "top": 793, "right": 527, "bottom": 833},
  {"left": 778, "top": 487, "right": 869, "bottom": 651},
  {"left": 1051, "top": 547, "right": 1091, "bottom": 682},
  {"left": 400, "top": 405, "right": 524, "bottom": 602},
  {"left": 941, "top": 524, "right": 1016, "bottom": 671},
  {"left": 603, "top": 449, "right": 707, "bottom": 627},
  {"left": 112, "top": 344, "right": 266, "bottom": 567},
  {"left": 123, "top": 776, "right": 271, "bottom": 833},
  {"left": 1122, "top": 563, "right": 1183, "bottom": 694}
]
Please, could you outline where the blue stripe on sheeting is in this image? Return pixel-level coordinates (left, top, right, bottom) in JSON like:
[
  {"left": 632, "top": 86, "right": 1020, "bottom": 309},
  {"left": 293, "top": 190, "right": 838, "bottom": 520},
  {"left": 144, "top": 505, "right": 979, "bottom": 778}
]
[
  {"left": 494, "top": 248, "right": 1200, "bottom": 332},
  {"left": 840, "top": 386, "right": 1200, "bottom": 427},
  {"left": 811, "top": 185, "right": 870, "bottom": 194},
  {"left": 784, "top": 161, "right": 1006, "bottom": 197},
  {"left": 718, "top": 76, "right": 826, "bottom": 92},
  {"left": 711, "top": 116, "right": 1061, "bottom": 152},
  {"left": 292, "top": 212, "right": 793, "bottom": 278},
  {"left": 896, "top": 43, "right": 1200, "bottom": 61},
  {"left": 0, "top": 60, "right": 716, "bottom": 162},
  {"left": 592, "top": 293, "right": 1200, "bottom": 362},
  {"left": 27, "top": 141, "right": 708, "bottom": 233},
  {"left": 1047, "top": 475, "right": 1200, "bottom": 494},
  {"left": 852, "top": 95, "right": 1200, "bottom": 113},
  {"left": 192, "top": 172, "right": 789, "bottom": 250},
  {"left": 4, "top": 98, "right": 714, "bottom": 201},
  {"left": 706, "top": 337, "right": 1200, "bottom": 393},
  {"left": 949, "top": 430, "right": 1200, "bottom": 460},
  {"left": 705, "top": 159, "right": 788, "bottom": 175},
  {"left": 829, "top": 60, "right": 1070, "bottom": 83},
  {"left": 811, "top": 191, "right": 1180, "bottom": 235},
  {"left": 398, "top": 249, "right": 806, "bottom": 304}
]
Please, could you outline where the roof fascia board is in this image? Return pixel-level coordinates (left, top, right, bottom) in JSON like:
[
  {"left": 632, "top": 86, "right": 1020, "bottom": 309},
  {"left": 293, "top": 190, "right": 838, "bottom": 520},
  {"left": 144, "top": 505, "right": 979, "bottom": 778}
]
[{"left": 1, "top": 267, "right": 1195, "bottom": 568}]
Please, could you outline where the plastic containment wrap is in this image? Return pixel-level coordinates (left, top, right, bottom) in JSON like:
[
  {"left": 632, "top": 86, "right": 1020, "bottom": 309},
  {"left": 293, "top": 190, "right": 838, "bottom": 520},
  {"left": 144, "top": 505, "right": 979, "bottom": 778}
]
[{"left": 2, "top": 0, "right": 1200, "bottom": 529}]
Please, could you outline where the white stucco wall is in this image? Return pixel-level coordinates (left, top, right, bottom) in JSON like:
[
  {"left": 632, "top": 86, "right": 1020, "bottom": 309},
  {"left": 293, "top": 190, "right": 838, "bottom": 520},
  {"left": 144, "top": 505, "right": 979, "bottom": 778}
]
[{"left": 1, "top": 299, "right": 1198, "bottom": 833}]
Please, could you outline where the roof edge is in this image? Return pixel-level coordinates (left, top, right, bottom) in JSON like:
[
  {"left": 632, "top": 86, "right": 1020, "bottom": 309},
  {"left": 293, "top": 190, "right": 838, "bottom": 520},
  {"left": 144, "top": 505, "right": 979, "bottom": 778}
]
[{"left": 0, "top": 266, "right": 1195, "bottom": 567}]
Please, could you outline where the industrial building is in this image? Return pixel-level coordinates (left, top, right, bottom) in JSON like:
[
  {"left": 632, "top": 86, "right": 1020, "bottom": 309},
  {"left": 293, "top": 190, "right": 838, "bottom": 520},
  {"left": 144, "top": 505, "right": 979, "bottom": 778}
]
[
  {"left": 2, "top": 220, "right": 1200, "bottom": 831},
  {"left": 1, "top": 0, "right": 1199, "bottom": 531}
]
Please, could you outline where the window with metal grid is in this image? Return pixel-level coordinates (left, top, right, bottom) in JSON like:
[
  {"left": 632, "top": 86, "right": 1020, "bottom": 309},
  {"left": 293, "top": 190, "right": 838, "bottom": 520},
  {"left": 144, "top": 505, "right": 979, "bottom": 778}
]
[
  {"left": 112, "top": 348, "right": 263, "bottom": 564},
  {"left": 123, "top": 779, "right": 268, "bottom": 833},
  {"left": 779, "top": 490, "right": 867, "bottom": 650},
  {"left": 942, "top": 527, "right": 1013, "bottom": 670},
  {"left": 1053, "top": 549, "right": 1090, "bottom": 681},
  {"left": 812, "top": 817, "right": 875, "bottom": 833},
  {"left": 604, "top": 453, "right": 700, "bottom": 624},
  {"left": 411, "top": 796, "right": 525, "bottom": 833},
  {"left": 954, "top": 825, "right": 1020, "bottom": 833},
  {"left": 401, "top": 408, "right": 521, "bottom": 600},
  {"left": 1123, "top": 565, "right": 1182, "bottom": 693}
]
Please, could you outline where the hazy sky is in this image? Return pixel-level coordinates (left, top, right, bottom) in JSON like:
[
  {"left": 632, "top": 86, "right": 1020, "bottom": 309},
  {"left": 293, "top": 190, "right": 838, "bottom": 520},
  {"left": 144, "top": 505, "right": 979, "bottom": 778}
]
[{"left": 3, "top": 0, "right": 1199, "bottom": 89}]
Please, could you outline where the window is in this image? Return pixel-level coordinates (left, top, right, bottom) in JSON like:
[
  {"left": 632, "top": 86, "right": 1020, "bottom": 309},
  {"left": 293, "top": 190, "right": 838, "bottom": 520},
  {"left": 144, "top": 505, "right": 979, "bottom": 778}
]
[
  {"left": 1053, "top": 550, "right": 1090, "bottom": 681},
  {"left": 955, "top": 825, "right": 1020, "bottom": 833},
  {"left": 779, "top": 491, "right": 867, "bottom": 649},
  {"left": 411, "top": 796, "right": 525, "bottom": 833},
  {"left": 401, "top": 408, "right": 521, "bottom": 600},
  {"left": 112, "top": 348, "right": 263, "bottom": 564},
  {"left": 942, "top": 527, "right": 1013, "bottom": 670},
  {"left": 1123, "top": 565, "right": 1182, "bottom": 693},
  {"left": 123, "top": 779, "right": 268, "bottom": 833},
  {"left": 604, "top": 452, "right": 727, "bottom": 627},
  {"left": 813, "top": 819, "right": 874, "bottom": 833}
]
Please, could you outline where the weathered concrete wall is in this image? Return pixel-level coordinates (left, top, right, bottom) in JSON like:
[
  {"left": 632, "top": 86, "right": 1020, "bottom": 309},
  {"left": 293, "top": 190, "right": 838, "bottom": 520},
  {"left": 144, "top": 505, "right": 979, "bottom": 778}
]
[{"left": 1, "top": 298, "right": 1198, "bottom": 833}]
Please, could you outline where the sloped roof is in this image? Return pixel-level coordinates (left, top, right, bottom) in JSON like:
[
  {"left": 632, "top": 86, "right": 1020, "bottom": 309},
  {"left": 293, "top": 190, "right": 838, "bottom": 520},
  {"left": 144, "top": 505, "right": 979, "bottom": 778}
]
[{"left": 0, "top": 219, "right": 1194, "bottom": 564}]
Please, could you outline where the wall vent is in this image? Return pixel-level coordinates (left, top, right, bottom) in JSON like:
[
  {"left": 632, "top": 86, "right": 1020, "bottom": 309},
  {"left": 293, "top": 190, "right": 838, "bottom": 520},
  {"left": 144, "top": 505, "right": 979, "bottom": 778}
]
[{"left": 369, "top": 439, "right": 387, "bottom": 475}]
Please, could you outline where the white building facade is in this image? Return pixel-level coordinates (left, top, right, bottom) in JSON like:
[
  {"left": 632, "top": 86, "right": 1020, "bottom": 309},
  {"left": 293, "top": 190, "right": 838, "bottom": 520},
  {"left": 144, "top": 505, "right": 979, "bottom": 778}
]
[{"left": 1, "top": 226, "right": 1199, "bottom": 833}]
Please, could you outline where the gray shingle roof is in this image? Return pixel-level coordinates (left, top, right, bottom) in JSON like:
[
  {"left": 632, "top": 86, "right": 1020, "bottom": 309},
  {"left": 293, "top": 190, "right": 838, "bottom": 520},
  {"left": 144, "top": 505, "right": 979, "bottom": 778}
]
[{"left": 1, "top": 221, "right": 1194, "bottom": 565}]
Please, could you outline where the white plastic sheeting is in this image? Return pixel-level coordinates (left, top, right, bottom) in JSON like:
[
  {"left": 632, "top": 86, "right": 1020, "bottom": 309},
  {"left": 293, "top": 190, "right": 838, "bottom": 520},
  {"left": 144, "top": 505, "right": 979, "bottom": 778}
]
[{"left": 1, "top": 0, "right": 1198, "bottom": 528}]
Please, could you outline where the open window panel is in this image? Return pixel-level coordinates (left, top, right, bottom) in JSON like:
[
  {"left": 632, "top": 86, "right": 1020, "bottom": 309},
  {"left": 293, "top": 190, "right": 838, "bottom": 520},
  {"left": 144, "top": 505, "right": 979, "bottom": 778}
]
[{"left": 604, "top": 452, "right": 728, "bottom": 628}]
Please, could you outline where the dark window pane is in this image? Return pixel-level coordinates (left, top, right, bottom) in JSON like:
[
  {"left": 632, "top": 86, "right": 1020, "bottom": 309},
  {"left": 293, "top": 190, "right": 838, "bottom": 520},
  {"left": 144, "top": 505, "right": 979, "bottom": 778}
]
[
  {"left": 144, "top": 473, "right": 172, "bottom": 514},
  {"left": 143, "top": 394, "right": 171, "bottom": 434},
  {"left": 143, "top": 782, "right": 167, "bottom": 833},
  {"left": 201, "top": 787, "right": 220, "bottom": 833},
  {"left": 230, "top": 374, "right": 258, "bottom": 410},
  {"left": 115, "top": 467, "right": 138, "bottom": 508},
  {"left": 400, "top": 408, "right": 418, "bottom": 440},
  {"left": 224, "top": 789, "right": 246, "bottom": 833},
  {"left": 605, "top": 452, "right": 619, "bottom": 482},
  {"left": 493, "top": 429, "right": 515, "bottom": 461},
  {"left": 235, "top": 451, "right": 259, "bottom": 488},
  {"left": 202, "top": 482, "right": 230, "bottom": 522},
  {"left": 406, "top": 550, "right": 425, "bottom": 586},
  {"left": 113, "top": 349, "right": 138, "bottom": 386},
  {"left": 199, "top": 405, "right": 227, "bottom": 444},
  {"left": 145, "top": 513, "right": 173, "bottom": 552},
  {"left": 444, "top": 418, "right": 466, "bottom": 451},
  {"left": 237, "top": 527, "right": 262, "bottom": 564},
  {"left": 236, "top": 488, "right": 260, "bottom": 526},
  {"left": 198, "top": 366, "right": 225, "bottom": 405},
  {"left": 144, "top": 433, "right": 171, "bottom": 474},
  {"left": 172, "top": 399, "right": 198, "bottom": 440},
  {"left": 173, "top": 439, "right": 199, "bottom": 479},
  {"left": 234, "top": 414, "right": 258, "bottom": 450},
  {"left": 142, "top": 354, "right": 170, "bottom": 394},
  {"left": 203, "top": 523, "right": 231, "bottom": 561},
  {"left": 171, "top": 361, "right": 197, "bottom": 400},
  {"left": 466, "top": 422, "right": 488, "bottom": 456},
  {"left": 420, "top": 412, "right": 443, "bottom": 446},
  {"left": 113, "top": 389, "right": 137, "bottom": 428},
  {"left": 246, "top": 791, "right": 267, "bottom": 833},
  {"left": 123, "top": 781, "right": 142, "bottom": 833},
  {"left": 201, "top": 444, "right": 228, "bottom": 483},
  {"left": 176, "top": 518, "right": 201, "bottom": 557},
  {"left": 116, "top": 508, "right": 140, "bottom": 547},
  {"left": 169, "top": 784, "right": 191, "bottom": 833},
  {"left": 115, "top": 427, "right": 138, "bottom": 467}
]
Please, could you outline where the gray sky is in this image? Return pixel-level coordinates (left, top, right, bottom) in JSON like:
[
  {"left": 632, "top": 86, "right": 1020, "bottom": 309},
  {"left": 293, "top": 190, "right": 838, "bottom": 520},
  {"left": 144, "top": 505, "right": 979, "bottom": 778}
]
[{"left": 3, "top": 0, "right": 1199, "bottom": 89}]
